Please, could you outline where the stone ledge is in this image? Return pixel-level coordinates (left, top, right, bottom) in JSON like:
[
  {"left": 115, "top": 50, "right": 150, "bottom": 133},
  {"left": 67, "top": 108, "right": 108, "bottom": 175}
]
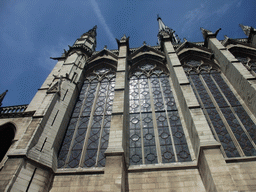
[
  {"left": 55, "top": 167, "right": 104, "bottom": 175},
  {"left": 105, "top": 149, "right": 124, "bottom": 156},
  {"left": 167, "top": 51, "right": 176, "bottom": 54},
  {"left": 188, "top": 105, "right": 201, "bottom": 109},
  {"left": 118, "top": 56, "right": 127, "bottom": 59},
  {"left": 199, "top": 141, "right": 221, "bottom": 150},
  {"left": 114, "top": 88, "right": 125, "bottom": 91},
  {"left": 172, "top": 64, "right": 182, "bottom": 67},
  {"left": 225, "top": 156, "right": 256, "bottom": 163},
  {"left": 128, "top": 161, "right": 197, "bottom": 172},
  {"left": 116, "top": 70, "right": 126, "bottom": 73},
  {"left": 179, "top": 82, "right": 190, "bottom": 85},
  {"left": 218, "top": 47, "right": 227, "bottom": 50}
]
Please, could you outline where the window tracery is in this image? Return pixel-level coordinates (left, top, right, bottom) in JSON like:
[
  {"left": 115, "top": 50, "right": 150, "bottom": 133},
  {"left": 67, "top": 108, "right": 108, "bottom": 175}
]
[
  {"left": 129, "top": 63, "right": 191, "bottom": 165},
  {"left": 183, "top": 59, "right": 256, "bottom": 158},
  {"left": 58, "top": 66, "right": 115, "bottom": 168},
  {"left": 236, "top": 56, "right": 256, "bottom": 76}
]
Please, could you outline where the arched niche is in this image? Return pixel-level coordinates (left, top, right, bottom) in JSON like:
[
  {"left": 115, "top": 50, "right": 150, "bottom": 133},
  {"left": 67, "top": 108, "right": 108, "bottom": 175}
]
[{"left": 0, "top": 123, "right": 16, "bottom": 162}]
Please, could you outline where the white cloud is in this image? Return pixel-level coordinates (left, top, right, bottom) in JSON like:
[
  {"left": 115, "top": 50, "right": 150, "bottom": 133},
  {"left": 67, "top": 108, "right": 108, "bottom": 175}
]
[
  {"left": 182, "top": 3, "right": 208, "bottom": 33},
  {"left": 182, "top": 1, "right": 236, "bottom": 34},
  {"left": 214, "top": 3, "right": 233, "bottom": 16},
  {"left": 90, "top": 0, "right": 116, "bottom": 47}
]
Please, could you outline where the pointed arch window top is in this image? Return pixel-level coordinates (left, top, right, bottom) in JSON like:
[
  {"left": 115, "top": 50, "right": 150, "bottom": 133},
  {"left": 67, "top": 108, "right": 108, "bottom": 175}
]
[
  {"left": 131, "top": 63, "right": 169, "bottom": 78},
  {"left": 183, "top": 60, "right": 220, "bottom": 74},
  {"left": 86, "top": 67, "right": 115, "bottom": 82}
]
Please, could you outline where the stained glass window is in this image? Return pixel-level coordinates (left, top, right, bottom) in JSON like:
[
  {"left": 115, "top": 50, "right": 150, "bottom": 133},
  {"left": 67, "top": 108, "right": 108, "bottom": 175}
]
[
  {"left": 183, "top": 60, "right": 256, "bottom": 158},
  {"left": 58, "top": 67, "right": 115, "bottom": 168},
  {"left": 129, "top": 63, "right": 191, "bottom": 165}
]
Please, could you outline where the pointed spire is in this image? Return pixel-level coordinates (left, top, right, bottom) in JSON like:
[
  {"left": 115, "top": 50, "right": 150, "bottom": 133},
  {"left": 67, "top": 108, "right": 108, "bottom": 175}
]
[
  {"left": 116, "top": 34, "right": 130, "bottom": 49},
  {"left": 81, "top": 25, "right": 97, "bottom": 38},
  {"left": 157, "top": 15, "right": 180, "bottom": 44},
  {"left": 239, "top": 24, "right": 255, "bottom": 37},
  {"left": 0, "top": 90, "right": 8, "bottom": 107},
  {"left": 72, "top": 25, "right": 97, "bottom": 56}
]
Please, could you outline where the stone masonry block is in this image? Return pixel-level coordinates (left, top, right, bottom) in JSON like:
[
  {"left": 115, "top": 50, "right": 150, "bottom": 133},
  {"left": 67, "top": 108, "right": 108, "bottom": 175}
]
[
  {"left": 180, "top": 84, "right": 200, "bottom": 108},
  {"left": 173, "top": 66, "right": 189, "bottom": 85},
  {"left": 115, "top": 72, "right": 125, "bottom": 90},
  {"left": 112, "top": 91, "right": 124, "bottom": 113},
  {"left": 117, "top": 58, "right": 126, "bottom": 71},
  {"left": 164, "top": 41, "right": 175, "bottom": 53},
  {"left": 119, "top": 46, "right": 127, "bottom": 58},
  {"left": 168, "top": 53, "right": 182, "bottom": 66}
]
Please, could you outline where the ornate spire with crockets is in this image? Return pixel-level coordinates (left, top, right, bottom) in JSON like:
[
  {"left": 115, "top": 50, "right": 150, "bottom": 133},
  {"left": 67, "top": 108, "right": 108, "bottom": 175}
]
[
  {"left": 0, "top": 90, "right": 8, "bottom": 107},
  {"left": 72, "top": 25, "right": 97, "bottom": 55},
  {"left": 157, "top": 15, "right": 180, "bottom": 44}
]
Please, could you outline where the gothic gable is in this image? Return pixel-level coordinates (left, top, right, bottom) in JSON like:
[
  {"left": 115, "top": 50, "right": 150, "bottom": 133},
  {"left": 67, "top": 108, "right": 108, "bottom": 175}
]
[
  {"left": 87, "top": 48, "right": 118, "bottom": 69},
  {"left": 176, "top": 41, "right": 212, "bottom": 56},
  {"left": 129, "top": 45, "right": 165, "bottom": 66}
]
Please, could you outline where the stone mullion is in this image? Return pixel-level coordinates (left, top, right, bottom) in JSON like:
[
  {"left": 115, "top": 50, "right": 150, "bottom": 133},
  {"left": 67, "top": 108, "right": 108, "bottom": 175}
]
[
  {"left": 95, "top": 82, "right": 110, "bottom": 166},
  {"left": 158, "top": 76, "right": 178, "bottom": 162},
  {"left": 79, "top": 82, "right": 101, "bottom": 167},
  {"left": 138, "top": 78, "right": 145, "bottom": 164},
  {"left": 64, "top": 83, "right": 91, "bottom": 167},
  {"left": 210, "top": 74, "right": 256, "bottom": 150},
  {"left": 147, "top": 78, "right": 162, "bottom": 163},
  {"left": 199, "top": 74, "right": 245, "bottom": 157}
]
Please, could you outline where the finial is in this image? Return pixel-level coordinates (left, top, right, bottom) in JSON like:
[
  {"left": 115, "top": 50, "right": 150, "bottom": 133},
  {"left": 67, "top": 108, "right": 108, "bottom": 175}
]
[
  {"left": 201, "top": 27, "right": 221, "bottom": 47},
  {"left": 104, "top": 45, "right": 107, "bottom": 49},
  {"left": 143, "top": 41, "right": 147, "bottom": 45},
  {"left": 157, "top": 14, "right": 161, "bottom": 20},
  {"left": 239, "top": 24, "right": 253, "bottom": 37},
  {"left": 0, "top": 90, "right": 8, "bottom": 107}
]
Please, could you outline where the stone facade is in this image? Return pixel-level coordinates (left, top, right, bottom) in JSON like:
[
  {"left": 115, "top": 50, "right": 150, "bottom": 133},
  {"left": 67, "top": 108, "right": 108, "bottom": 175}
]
[{"left": 1, "top": 19, "right": 256, "bottom": 192}]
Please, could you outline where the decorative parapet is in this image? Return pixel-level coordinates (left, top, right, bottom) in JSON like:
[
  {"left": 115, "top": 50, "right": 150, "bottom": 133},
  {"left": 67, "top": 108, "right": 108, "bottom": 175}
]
[{"left": 0, "top": 104, "right": 35, "bottom": 118}]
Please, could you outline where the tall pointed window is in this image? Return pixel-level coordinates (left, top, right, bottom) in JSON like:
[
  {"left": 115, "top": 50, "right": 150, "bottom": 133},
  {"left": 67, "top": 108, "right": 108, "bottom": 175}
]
[
  {"left": 182, "top": 59, "right": 256, "bottom": 158},
  {"left": 58, "top": 66, "right": 115, "bottom": 168},
  {"left": 129, "top": 63, "right": 191, "bottom": 165}
]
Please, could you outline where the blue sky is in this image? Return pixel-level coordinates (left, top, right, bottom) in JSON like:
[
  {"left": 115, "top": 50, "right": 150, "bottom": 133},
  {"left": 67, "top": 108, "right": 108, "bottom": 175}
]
[{"left": 0, "top": 0, "right": 255, "bottom": 106}]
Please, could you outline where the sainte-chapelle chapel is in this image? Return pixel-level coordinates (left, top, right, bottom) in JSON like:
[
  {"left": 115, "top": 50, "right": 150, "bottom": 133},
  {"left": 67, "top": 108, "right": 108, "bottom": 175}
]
[{"left": 1, "top": 16, "right": 256, "bottom": 191}]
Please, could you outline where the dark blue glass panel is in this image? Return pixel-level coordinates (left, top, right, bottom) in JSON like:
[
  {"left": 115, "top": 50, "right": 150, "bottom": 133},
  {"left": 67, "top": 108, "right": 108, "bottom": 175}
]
[
  {"left": 211, "top": 73, "right": 240, "bottom": 106},
  {"left": 234, "top": 106, "right": 256, "bottom": 142},
  {"left": 221, "top": 107, "right": 256, "bottom": 156},
  {"left": 202, "top": 74, "right": 228, "bottom": 108},
  {"left": 190, "top": 75, "right": 214, "bottom": 109},
  {"left": 206, "top": 109, "right": 240, "bottom": 157}
]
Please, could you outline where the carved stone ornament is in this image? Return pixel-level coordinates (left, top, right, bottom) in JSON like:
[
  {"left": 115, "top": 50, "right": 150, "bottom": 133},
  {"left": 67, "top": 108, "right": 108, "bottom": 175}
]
[{"left": 47, "top": 77, "right": 62, "bottom": 95}]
